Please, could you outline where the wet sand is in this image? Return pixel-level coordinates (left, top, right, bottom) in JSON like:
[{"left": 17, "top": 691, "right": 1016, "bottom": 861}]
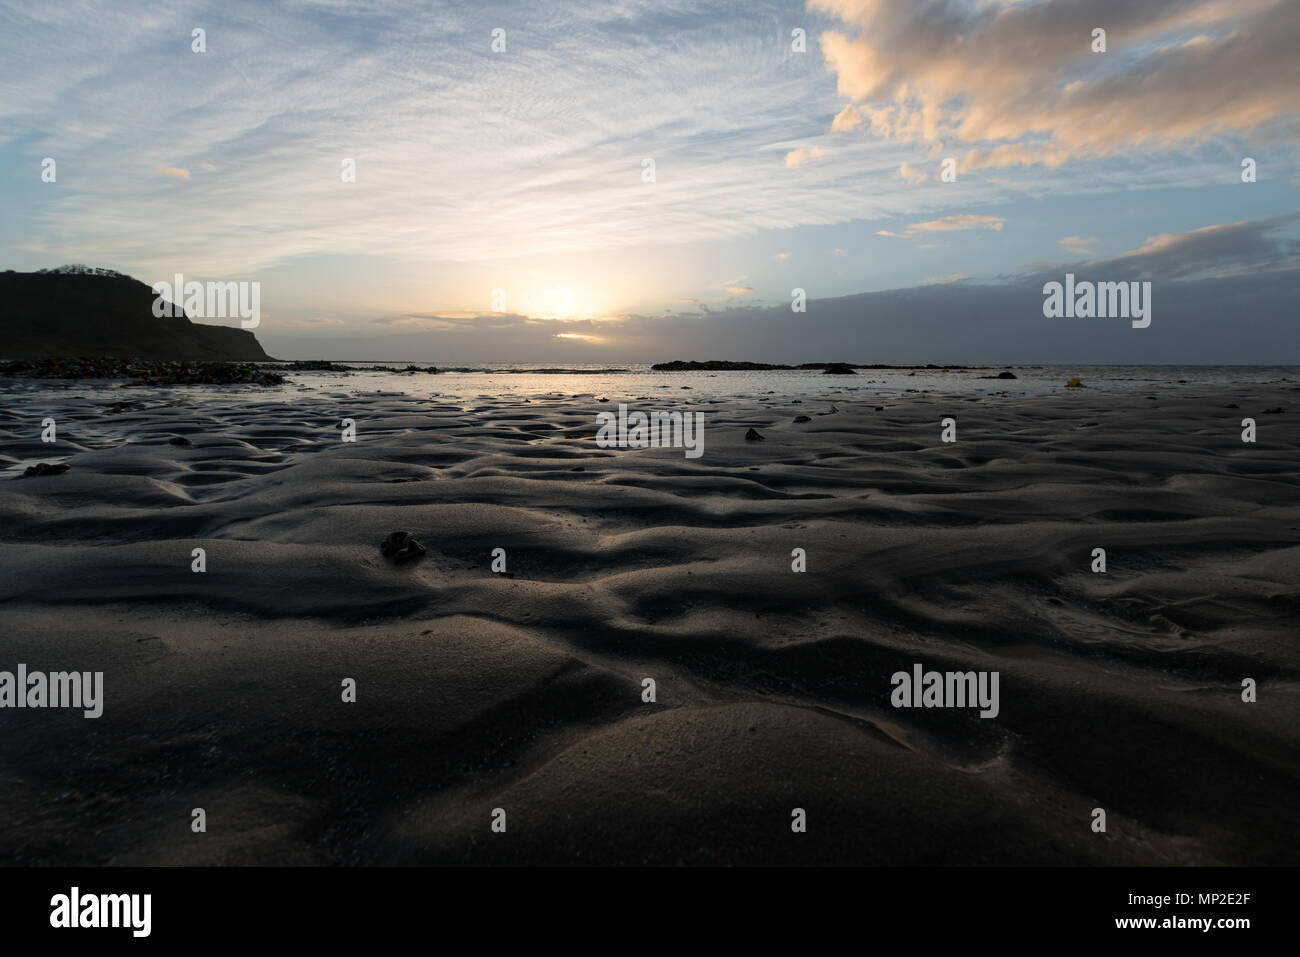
[{"left": 0, "top": 381, "right": 1297, "bottom": 864}]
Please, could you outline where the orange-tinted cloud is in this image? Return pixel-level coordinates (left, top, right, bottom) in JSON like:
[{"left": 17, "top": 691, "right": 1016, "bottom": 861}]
[{"left": 812, "top": 0, "right": 1300, "bottom": 170}]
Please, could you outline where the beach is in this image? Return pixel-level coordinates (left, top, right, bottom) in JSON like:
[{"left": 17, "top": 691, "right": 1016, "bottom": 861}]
[{"left": 1, "top": 371, "right": 1298, "bottom": 865}]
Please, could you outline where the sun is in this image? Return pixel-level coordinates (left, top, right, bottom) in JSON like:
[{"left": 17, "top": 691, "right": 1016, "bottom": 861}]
[{"left": 548, "top": 285, "right": 577, "bottom": 319}]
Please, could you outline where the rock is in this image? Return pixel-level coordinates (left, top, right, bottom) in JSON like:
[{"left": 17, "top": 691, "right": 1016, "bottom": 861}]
[
  {"left": 1262, "top": 407, "right": 1285, "bottom": 414},
  {"left": 22, "top": 462, "right": 69, "bottom": 477},
  {"left": 570, "top": 466, "right": 585, "bottom": 472},
  {"left": 380, "top": 531, "right": 426, "bottom": 562},
  {"left": 997, "top": 371, "right": 1017, "bottom": 379},
  {"left": 793, "top": 415, "right": 812, "bottom": 423},
  {"left": 822, "top": 363, "right": 856, "bottom": 375},
  {"left": 168, "top": 436, "right": 192, "bottom": 446},
  {"left": 745, "top": 428, "right": 764, "bottom": 441}
]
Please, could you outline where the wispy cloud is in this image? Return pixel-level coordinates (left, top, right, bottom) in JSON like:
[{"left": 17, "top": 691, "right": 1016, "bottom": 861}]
[
  {"left": 878, "top": 214, "right": 1005, "bottom": 238},
  {"left": 1, "top": 0, "right": 973, "bottom": 277},
  {"left": 896, "top": 162, "right": 927, "bottom": 184},
  {"left": 1059, "top": 236, "right": 1100, "bottom": 256},
  {"left": 784, "top": 146, "right": 824, "bottom": 168},
  {"left": 288, "top": 316, "right": 344, "bottom": 327}
]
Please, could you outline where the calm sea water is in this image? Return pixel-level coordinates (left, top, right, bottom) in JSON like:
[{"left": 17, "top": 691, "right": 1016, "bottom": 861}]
[
  {"left": 3, "top": 363, "right": 1297, "bottom": 405},
  {"left": 252, "top": 362, "right": 1298, "bottom": 401}
]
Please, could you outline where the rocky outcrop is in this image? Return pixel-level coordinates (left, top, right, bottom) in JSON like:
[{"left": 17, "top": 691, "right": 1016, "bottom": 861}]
[{"left": 0, "top": 267, "right": 273, "bottom": 361}]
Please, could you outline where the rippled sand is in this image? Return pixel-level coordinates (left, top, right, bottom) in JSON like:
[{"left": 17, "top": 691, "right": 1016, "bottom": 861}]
[{"left": 1, "top": 380, "right": 1297, "bottom": 864}]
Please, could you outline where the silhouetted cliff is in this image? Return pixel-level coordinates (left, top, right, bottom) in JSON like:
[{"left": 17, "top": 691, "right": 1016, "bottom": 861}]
[{"left": 0, "top": 267, "right": 273, "bottom": 361}]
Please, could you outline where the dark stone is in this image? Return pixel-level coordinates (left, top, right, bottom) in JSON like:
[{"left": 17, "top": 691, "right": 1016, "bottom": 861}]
[
  {"left": 997, "top": 371, "right": 1017, "bottom": 379},
  {"left": 793, "top": 415, "right": 812, "bottom": 423},
  {"left": 821, "top": 363, "right": 856, "bottom": 375},
  {"left": 169, "top": 436, "right": 192, "bottom": 445},
  {"left": 380, "top": 531, "right": 426, "bottom": 562},
  {"left": 22, "top": 462, "right": 69, "bottom": 477},
  {"left": 745, "top": 428, "right": 764, "bottom": 441}
]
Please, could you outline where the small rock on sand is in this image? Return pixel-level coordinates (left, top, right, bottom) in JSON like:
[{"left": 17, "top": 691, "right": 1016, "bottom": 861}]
[
  {"left": 380, "top": 531, "right": 426, "bottom": 562},
  {"left": 22, "top": 462, "right": 69, "bottom": 477}
]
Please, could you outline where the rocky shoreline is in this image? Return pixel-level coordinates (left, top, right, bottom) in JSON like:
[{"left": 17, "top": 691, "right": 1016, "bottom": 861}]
[{"left": 0, "top": 358, "right": 286, "bottom": 386}]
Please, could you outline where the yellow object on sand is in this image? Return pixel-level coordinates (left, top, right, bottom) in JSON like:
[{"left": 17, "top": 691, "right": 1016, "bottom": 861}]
[{"left": 1065, "top": 377, "right": 1085, "bottom": 388}]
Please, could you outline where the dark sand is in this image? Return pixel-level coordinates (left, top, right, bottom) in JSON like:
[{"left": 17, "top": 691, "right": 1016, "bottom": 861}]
[{"left": 0, "top": 383, "right": 1297, "bottom": 864}]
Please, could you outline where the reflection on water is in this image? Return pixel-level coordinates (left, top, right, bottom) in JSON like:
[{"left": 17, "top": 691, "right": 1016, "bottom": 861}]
[{"left": 2, "top": 362, "right": 1295, "bottom": 405}]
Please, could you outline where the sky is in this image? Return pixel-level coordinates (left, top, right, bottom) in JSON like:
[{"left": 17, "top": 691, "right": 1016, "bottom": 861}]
[{"left": 1, "top": 0, "right": 1298, "bottom": 362}]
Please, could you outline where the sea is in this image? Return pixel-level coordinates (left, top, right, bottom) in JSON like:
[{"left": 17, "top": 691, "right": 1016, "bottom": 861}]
[{"left": 4, "top": 363, "right": 1296, "bottom": 405}]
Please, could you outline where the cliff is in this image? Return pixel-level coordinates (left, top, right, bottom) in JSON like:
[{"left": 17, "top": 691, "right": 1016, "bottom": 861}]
[{"left": 0, "top": 267, "right": 273, "bottom": 361}]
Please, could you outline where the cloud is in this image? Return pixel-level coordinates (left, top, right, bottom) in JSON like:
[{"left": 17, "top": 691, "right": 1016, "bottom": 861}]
[
  {"left": 784, "top": 146, "right": 824, "bottom": 167},
  {"left": 776, "top": 252, "right": 791, "bottom": 260},
  {"left": 813, "top": 0, "right": 1300, "bottom": 170},
  {"left": 896, "top": 161, "right": 927, "bottom": 184},
  {"left": 725, "top": 285, "right": 754, "bottom": 295},
  {"left": 1059, "top": 236, "right": 1100, "bottom": 256},
  {"left": 878, "top": 213, "right": 1005, "bottom": 238},
  {"left": 833, "top": 248, "right": 847, "bottom": 255},
  {"left": 5, "top": 1, "right": 950, "bottom": 276},
  {"left": 830, "top": 104, "right": 861, "bottom": 132},
  {"left": 155, "top": 166, "right": 190, "bottom": 180},
  {"left": 919, "top": 273, "right": 971, "bottom": 285},
  {"left": 372, "top": 312, "right": 528, "bottom": 328},
  {"left": 1046, "top": 214, "right": 1300, "bottom": 280},
  {"left": 288, "top": 316, "right": 345, "bottom": 327}
]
